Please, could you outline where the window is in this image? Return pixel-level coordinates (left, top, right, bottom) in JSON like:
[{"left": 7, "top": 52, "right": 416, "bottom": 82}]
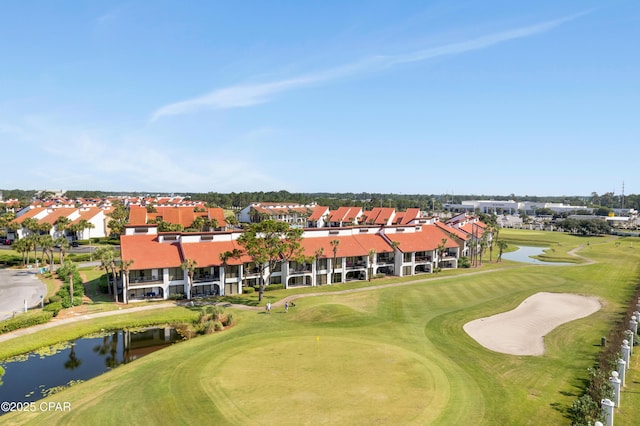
[
  {"left": 169, "top": 285, "right": 185, "bottom": 295},
  {"left": 168, "top": 267, "right": 184, "bottom": 281},
  {"left": 225, "top": 265, "right": 238, "bottom": 278},
  {"left": 270, "top": 276, "right": 282, "bottom": 284},
  {"left": 403, "top": 266, "right": 412, "bottom": 276}
]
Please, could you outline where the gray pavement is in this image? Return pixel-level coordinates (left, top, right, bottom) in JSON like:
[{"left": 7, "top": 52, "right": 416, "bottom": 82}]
[{"left": 0, "top": 268, "right": 47, "bottom": 321}]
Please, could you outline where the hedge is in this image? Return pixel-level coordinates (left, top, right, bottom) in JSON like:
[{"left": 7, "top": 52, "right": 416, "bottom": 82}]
[{"left": 0, "top": 311, "right": 53, "bottom": 334}]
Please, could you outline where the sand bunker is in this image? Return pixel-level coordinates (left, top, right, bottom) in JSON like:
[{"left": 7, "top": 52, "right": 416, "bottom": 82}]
[{"left": 463, "top": 292, "right": 601, "bottom": 356}]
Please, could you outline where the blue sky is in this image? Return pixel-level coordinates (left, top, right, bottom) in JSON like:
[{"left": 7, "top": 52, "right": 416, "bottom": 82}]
[{"left": 1, "top": 1, "right": 638, "bottom": 196}]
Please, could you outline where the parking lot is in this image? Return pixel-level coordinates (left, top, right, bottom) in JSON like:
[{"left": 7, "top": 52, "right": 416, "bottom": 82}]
[{"left": 0, "top": 268, "right": 47, "bottom": 321}]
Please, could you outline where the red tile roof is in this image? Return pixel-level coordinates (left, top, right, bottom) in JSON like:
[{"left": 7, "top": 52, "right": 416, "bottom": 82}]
[
  {"left": 435, "top": 221, "right": 469, "bottom": 241},
  {"left": 362, "top": 208, "right": 395, "bottom": 225},
  {"left": 128, "top": 205, "right": 148, "bottom": 225},
  {"left": 460, "top": 222, "right": 485, "bottom": 237},
  {"left": 300, "top": 233, "right": 392, "bottom": 258},
  {"left": 203, "top": 208, "right": 227, "bottom": 228},
  {"left": 181, "top": 240, "right": 250, "bottom": 266},
  {"left": 13, "top": 207, "right": 45, "bottom": 224},
  {"left": 308, "top": 206, "right": 329, "bottom": 221},
  {"left": 120, "top": 234, "right": 183, "bottom": 270},
  {"left": 387, "top": 225, "right": 459, "bottom": 253},
  {"left": 71, "top": 207, "right": 102, "bottom": 224},
  {"left": 328, "top": 207, "right": 362, "bottom": 224},
  {"left": 400, "top": 208, "right": 420, "bottom": 225}
]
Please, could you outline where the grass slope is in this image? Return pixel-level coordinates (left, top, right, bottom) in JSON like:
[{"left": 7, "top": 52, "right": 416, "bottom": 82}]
[{"left": 4, "top": 230, "right": 640, "bottom": 425}]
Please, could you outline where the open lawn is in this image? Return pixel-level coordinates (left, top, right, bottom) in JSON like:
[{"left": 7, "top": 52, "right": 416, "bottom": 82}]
[{"left": 3, "top": 230, "right": 640, "bottom": 425}]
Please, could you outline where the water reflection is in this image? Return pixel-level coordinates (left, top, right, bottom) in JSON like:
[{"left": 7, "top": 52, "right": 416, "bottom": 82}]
[{"left": 0, "top": 328, "right": 180, "bottom": 411}]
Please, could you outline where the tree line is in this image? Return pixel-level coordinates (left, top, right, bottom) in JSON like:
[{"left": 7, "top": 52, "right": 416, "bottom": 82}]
[{"left": 3, "top": 189, "right": 640, "bottom": 212}]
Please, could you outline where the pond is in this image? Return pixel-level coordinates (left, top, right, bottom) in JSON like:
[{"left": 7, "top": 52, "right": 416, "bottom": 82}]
[
  {"left": 0, "top": 327, "right": 180, "bottom": 411},
  {"left": 501, "top": 246, "right": 573, "bottom": 265}
]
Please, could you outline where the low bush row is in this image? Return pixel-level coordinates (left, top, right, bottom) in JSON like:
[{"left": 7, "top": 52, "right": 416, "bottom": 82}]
[
  {"left": 568, "top": 282, "right": 640, "bottom": 425},
  {"left": 0, "top": 311, "right": 53, "bottom": 334}
]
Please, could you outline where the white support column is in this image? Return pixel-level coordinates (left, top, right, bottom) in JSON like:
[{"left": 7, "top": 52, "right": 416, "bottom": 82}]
[
  {"left": 618, "top": 358, "right": 627, "bottom": 387},
  {"left": 610, "top": 371, "right": 621, "bottom": 407},
  {"left": 219, "top": 267, "right": 225, "bottom": 296},
  {"left": 625, "top": 330, "right": 635, "bottom": 355},
  {"left": 601, "top": 398, "right": 614, "bottom": 426},
  {"left": 311, "top": 260, "right": 317, "bottom": 287},
  {"left": 622, "top": 339, "right": 631, "bottom": 370}
]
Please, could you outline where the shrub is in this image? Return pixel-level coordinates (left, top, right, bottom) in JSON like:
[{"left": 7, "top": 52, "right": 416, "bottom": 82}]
[
  {"left": 173, "top": 323, "right": 196, "bottom": 339},
  {"left": 265, "top": 284, "right": 284, "bottom": 292},
  {"left": 43, "top": 302, "right": 64, "bottom": 317},
  {"left": 49, "top": 295, "right": 62, "bottom": 303},
  {"left": 213, "top": 321, "right": 223, "bottom": 331},
  {"left": 458, "top": 257, "right": 471, "bottom": 268},
  {"left": 243, "top": 286, "right": 255, "bottom": 294},
  {"left": 202, "top": 320, "right": 216, "bottom": 335},
  {"left": 168, "top": 293, "right": 185, "bottom": 300},
  {"left": 222, "top": 313, "right": 234, "bottom": 327},
  {"left": 567, "top": 394, "right": 602, "bottom": 425},
  {"left": 0, "top": 311, "right": 53, "bottom": 334}
]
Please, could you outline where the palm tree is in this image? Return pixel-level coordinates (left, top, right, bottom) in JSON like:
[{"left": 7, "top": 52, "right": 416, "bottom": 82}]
[
  {"left": 496, "top": 239, "right": 508, "bottom": 262},
  {"left": 13, "top": 238, "right": 31, "bottom": 267},
  {"left": 219, "top": 249, "right": 241, "bottom": 293},
  {"left": 368, "top": 249, "right": 376, "bottom": 281},
  {"left": 330, "top": 239, "right": 340, "bottom": 284},
  {"left": 39, "top": 222, "right": 52, "bottom": 236},
  {"left": 436, "top": 238, "right": 448, "bottom": 270},
  {"left": 39, "top": 234, "right": 55, "bottom": 272},
  {"left": 119, "top": 259, "right": 134, "bottom": 304},
  {"left": 62, "top": 259, "right": 78, "bottom": 306},
  {"left": 96, "top": 246, "right": 118, "bottom": 301},
  {"left": 54, "top": 216, "right": 71, "bottom": 237},
  {"left": 314, "top": 248, "right": 324, "bottom": 285},
  {"left": 78, "top": 219, "right": 95, "bottom": 260},
  {"left": 26, "top": 234, "right": 40, "bottom": 268},
  {"left": 55, "top": 237, "right": 70, "bottom": 265},
  {"left": 205, "top": 218, "right": 219, "bottom": 231},
  {"left": 479, "top": 232, "right": 488, "bottom": 265},
  {"left": 189, "top": 216, "right": 205, "bottom": 232},
  {"left": 181, "top": 258, "right": 197, "bottom": 300}
]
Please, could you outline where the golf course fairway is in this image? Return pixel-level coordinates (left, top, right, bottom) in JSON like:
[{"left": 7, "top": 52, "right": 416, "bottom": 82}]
[{"left": 3, "top": 230, "right": 640, "bottom": 425}]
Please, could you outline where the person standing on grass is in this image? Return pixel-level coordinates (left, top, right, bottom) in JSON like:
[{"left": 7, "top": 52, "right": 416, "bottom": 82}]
[
  {"left": 285, "top": 301, "right": 289, "bottom": 313},
  {"left": 266, "top": 302, "right": 271, "bottom": 314}
]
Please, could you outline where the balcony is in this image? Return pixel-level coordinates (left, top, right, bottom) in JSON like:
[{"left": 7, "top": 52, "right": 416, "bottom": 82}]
[
  {"left": 376, "top": 255, "right": 394, "bottom": 264},
  {"left": 130, "top": 276, "right": 163, "bottom": 285},
  {"left": 345, "top": 260, "right": 366, "bottom": 270},
  {"left": 193, "top": 274, "right": 221, "bottom": 283},
  {"left": 289, "top": 265, "right": 312, "bottom": 274},
  {"left": 244, "top": 266, "right": 261, "bottom": 276},
  {"left": 415, "top": 255, "right": 432, "bottom": 263}
]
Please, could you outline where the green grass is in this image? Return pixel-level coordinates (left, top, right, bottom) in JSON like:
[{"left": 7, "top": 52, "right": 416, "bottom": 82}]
[{"left": 4, "top": 229, "right": 640, "bottom": 425}]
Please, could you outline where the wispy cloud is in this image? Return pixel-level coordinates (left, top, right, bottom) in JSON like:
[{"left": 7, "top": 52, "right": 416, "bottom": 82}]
[{"left": 151, "top": 12, "right": 588, "bottom": 121}]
